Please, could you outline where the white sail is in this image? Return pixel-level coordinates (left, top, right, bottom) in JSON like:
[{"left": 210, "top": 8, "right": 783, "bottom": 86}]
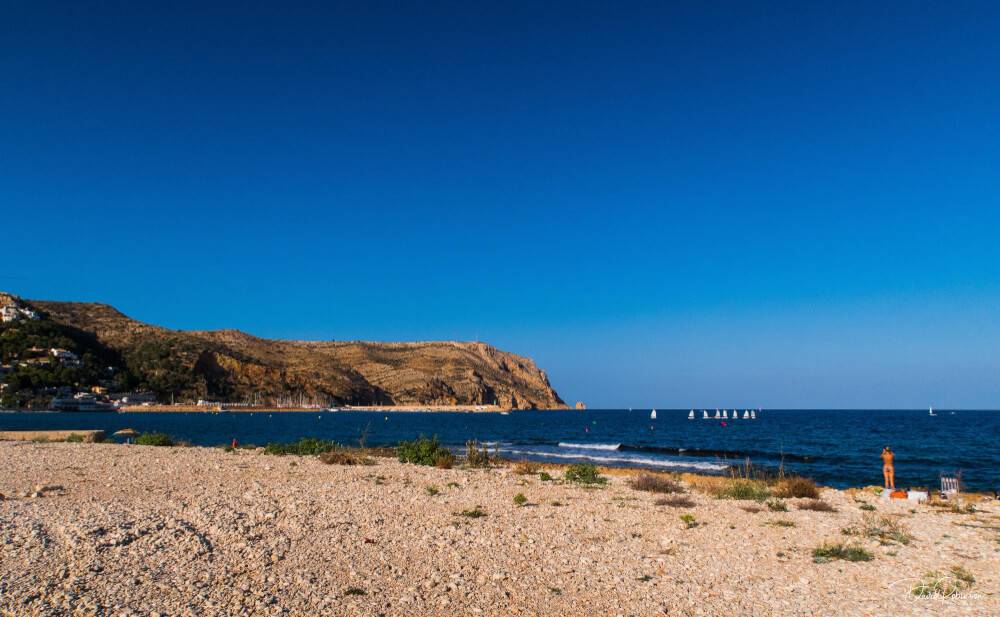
[
  {"left": 688, "top": 410, "right": 695, "bottom": 419},
  {"left": 743, "top": 410, "right": 750, "bottom": 419},
  {"left": 703, "top": 410, "right": 709, "bottom": 419},
  {"left": 650, "top": 409, "right": 657, "bottom": 419},
  {"left": 714, "top": 409, "right": 720, "bottom": 419},
  {"left": 722, "top": 410, "right": 729, "bottom": 419},
  {"left": 750, "top": 410, "right": 756, "bottom": 419}
]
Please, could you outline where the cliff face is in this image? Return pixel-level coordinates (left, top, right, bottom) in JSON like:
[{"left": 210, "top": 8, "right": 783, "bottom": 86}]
[{"left": 19, "top": 295, "right": 565, "bottom": 409}]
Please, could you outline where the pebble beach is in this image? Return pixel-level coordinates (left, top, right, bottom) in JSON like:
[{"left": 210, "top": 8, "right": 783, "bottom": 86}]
[{"left": 1, "top": 441, "right": 997, "bottom": 616}]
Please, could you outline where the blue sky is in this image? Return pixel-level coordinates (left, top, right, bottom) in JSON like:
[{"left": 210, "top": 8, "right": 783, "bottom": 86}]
[{"left": 3, "top": 2, "right": 1000, "bottom": 407}]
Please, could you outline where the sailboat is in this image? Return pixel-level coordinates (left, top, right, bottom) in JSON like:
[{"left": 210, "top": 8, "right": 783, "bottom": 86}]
[
  {"left": 688, "top": 410, "right": 695, "bottom": 419},
  {"left": 714, "top": 409, "right": 721, "bottom": 419},
  {"left": 702, "top": 410, "right": 709, "bottom": 419},
  {"left": 928, "top": 407, "right": 936, "bottom": 416},
  {"left": 722, "top": 410, "right": 728, "bottom": 419},
  {"left": 750, "top": 409, "right": 757, "bottom": 419},
  {"left": 743, "top": 410, "right": 750, "bottom": 419},
  {"left": 650, "top": 409, "right": 657, "bottom": 420}
]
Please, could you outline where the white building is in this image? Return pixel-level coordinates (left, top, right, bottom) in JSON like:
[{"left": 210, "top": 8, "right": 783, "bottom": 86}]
[{"left": 0, "top": 306, "right": 19, "bottom": 323}]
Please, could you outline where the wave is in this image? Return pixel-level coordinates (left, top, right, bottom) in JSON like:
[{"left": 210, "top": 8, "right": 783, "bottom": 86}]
[
  {"left": 557, "top": 442, "right": 621, "bottom": 451},
  {"left": 497, "top": 447, "right": 729, "bottom": 472}
]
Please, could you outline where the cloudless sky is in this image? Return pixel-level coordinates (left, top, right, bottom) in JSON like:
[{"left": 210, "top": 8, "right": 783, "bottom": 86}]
[{"left": 3, "top": 1, "right": 1000, "bottom": 407}]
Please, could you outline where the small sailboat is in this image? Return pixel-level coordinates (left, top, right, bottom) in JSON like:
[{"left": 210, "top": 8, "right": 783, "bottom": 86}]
[
  {"left": 702, "top": 410, "right": 709, "bottom": 419},
  {"left": 688, "top": 410, "right": 695, "bottom": 419},
  {"left": 722, "top": 410, "right": 728, "bottom": 419},
  {"left": 743, "top": 410, "right": 750, "bottom": 419},
  {"left": 650, "top": 409, "right": 657, "bottom": 420},
  {"left": 750, "top": 409, "right": 756, "bottom": 419},
  {"left": 928, "top": 407, "right": 936, "bottom": 416},
  {"left": 714, "top": 409, "right": 721, "bottom": 419}
]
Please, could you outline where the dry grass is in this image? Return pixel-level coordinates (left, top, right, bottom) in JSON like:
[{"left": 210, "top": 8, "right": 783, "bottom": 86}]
[
  {"left": 843, "top": 513, "right": 913, "bottom": 545},
  {"left": 512, "top": 460, "right": 540, "bottom": 475},
  {"left": 655, "top": 495, "right": 696, "bottom": 508},
  {"left": 630, "top": 473, "right": 685, "bottom": 494},
  {"left": 774, "top": 476, "right": 820, "bottom": 499},
  {"left": 797, "top": 499, "right": 837, "bottom": 512},
  {"left": 319, "top": 448, "right": 373, "bottom": 465}
]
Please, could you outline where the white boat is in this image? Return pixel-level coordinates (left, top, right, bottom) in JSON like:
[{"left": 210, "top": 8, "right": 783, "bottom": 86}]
[
  {"left": 928, "top": 407, "right": 936, "bottom": 416},
  {"left": 722, "top": 410, "right": 728, "bottom": 419},
  {"left": 688, "top": 410, "right": 695, "bottom": 419},
  {"left": 750, "top": 409, "right": 756, "bottom": 419},
  {"left": 714, "top": 409, "right": 721, "bottom": 419},
  {"left": 650, "top": 409, "right": 657, "bottom": 419},
  {"left": 743, "top": 410, "right": 750, "bottom": 419},
  {"left": 702, "top": 410, "right": 709, "bottom": 419}
]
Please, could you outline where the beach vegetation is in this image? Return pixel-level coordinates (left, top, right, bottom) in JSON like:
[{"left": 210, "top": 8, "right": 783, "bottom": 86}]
[
  {"left": 538, "top": 471, "right": 553, "bottom": 481},
  {"left": 655, "top": 495, "right": 695, "bottom": 508},
  {"left": 564, "top": 463, "right": 607, "bottom": 485},
  {"left": 264, "top": 438, "right": 335, "bottom": 456},
  {"left": 425, "top": 485, "right": 439, "bottom": 496},
  {"left": 344, "top": 587, "right": 367, "bottom": 596},
  {"left": 912, "top": 566, "right": 974, "bottom": 597},
  {"left": 768, "top": 519, "right": 796, "bottom": 527},
  {"left": 630, "top": 473, "right": 684, "bottom": 494},
  {"left": 812, "top": 542, "right": 873, "bottom": 563},
  {"left": 65, "top": 433, "right": 84, "bottom": 443},
  {"left": 551, "top": 500, "right": 563, "bottom": 506},
  {"left": 446, "top": 481, "right": 460, "bottom": 488},
  {"left": 713, "top": 479, "right": 770, "bottom": 502},
  {"left": 397, "top": 436, "right": 453, "bottom": 467},
  {"left": 464, "top": 440, "right": 497, "bottom": 468},
  {"left": 135, "top": 432, "right": 174, "bottom": 447},
  {"left": 774, "top": 476, "right": 820, "bottom": 499},
  {"left": 797, "top": 499, "right": 836, "bottom": 512},
  {"left": 766, "top": 498, "right": 788, "bottom": 512},
  {"left": 680, "top": 514, "right": 699, "bottom": 529},
  {"left": 456, "top": 506, "right": 487, "bottom": 518},
  {"left": 513, "top": 493, "right": 527, "bottom": 506},
  {"left": 740, "top": 504, "right": 764, "bottom": 513},
  {"left": 319, "top": 447, "right": 372, "bottom": 465},
  {"left": 512, "top": 460, "right": 540, "bottom": 475},
  {"left": 842, "top": 513, "right": 913, "bottom": 545},
  {"left": 859, "top": 503, "right": 876, "bottom": 511}
]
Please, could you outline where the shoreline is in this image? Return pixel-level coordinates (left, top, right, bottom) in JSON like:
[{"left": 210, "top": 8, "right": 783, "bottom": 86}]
[{"left": 2, "top": 441, "right": 996, "bottom": 615}]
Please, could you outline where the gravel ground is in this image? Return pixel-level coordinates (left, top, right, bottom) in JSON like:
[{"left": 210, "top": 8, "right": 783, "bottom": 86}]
[{"left": 1, "top": 442, "right": 997, "bottom": 616}]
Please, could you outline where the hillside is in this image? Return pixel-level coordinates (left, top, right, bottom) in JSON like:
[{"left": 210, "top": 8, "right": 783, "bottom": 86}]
[{"left": 0, "top": 293, "right": 566, "bottom": 409}]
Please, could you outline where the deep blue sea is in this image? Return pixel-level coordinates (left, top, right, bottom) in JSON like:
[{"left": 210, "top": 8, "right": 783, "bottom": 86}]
[{"left": 2, "top": 409, "right": 998, "bottom": 491}]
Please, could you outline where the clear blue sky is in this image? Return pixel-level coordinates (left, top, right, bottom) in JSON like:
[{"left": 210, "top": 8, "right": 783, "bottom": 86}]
[{"left": 4, "top": 2, "right": 1000, "bottom": 408}]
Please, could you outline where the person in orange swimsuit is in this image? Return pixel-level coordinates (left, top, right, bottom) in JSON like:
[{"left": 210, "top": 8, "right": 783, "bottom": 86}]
[{"left": 881, "top": 446, "right": 895, "bottom": 489}]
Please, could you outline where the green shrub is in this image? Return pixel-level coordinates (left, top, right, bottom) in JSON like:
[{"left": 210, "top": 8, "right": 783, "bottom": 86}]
[
  {"left": 425, "top": 485, "right": 440, "bottom": 496},
  {"left": 513, "top": 493, "right": 527, "bottom": 506},
  {"left": 714, "top": 479, "right": 770, "bottom": 502},
  {"left": 512, "top": 460, "right": 540, "bottom": 475},
  {"left": 812, "top": 542, "right": 873, "bottom": 563},
  {"left": 319, "top": 447, "right": 372, "bottom": 465},
  {"left": 65, "top": 433, "right": 84, "bottom": 443},
  {"left": 565, "top": 463, "right": 606, "bottom": 485},
  {"left": 135, "top": 432, "right": 174, "bottom": 447},
  {"left": 859, "top": 503, "right": 876, "bottom": 511},
  {"left": 456, "top": 506, "right": 487, "bottom": 518},
  {"left": 264, "top": 438, "right": 335, "bottom": 456},
  {"left": 464, "top": 440, "right": 496, "bottom": 468},
  {"left": 680, "top": 514, "right": 699, "bottom": 529},
  {"left": 397, "top": 436, "right": 453, "bottom": 467},
  {"left": 843, "top": 513, "right": 913, "bottom": 545},
  {"left": 538, "top": 471, "right": 553, "bottom": 481}
]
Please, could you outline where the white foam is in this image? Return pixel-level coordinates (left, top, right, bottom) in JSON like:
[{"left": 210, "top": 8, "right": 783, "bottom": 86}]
[
  {"left": 557, "top": 442, "right": 621, "bottom": 451},
  {"left": 499, "top": 448, "right": 728, "bottom": 472}
]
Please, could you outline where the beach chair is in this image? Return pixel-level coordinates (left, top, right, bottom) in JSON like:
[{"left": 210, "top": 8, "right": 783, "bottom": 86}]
[{"left": 940, "top": 474, "right": 960, "bottom": 499}]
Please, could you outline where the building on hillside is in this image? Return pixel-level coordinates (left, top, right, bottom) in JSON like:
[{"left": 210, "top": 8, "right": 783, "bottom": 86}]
[
  {"left": 50, "top": 348, "right": 81, "bottom": 367},
  {"left": 0, "top": 306, "right": 18, "bottom": 323}
]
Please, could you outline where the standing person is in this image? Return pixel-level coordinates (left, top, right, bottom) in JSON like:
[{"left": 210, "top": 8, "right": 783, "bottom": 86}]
[{"left": 881, "top": 446, "right": 895, "bottom": 490}]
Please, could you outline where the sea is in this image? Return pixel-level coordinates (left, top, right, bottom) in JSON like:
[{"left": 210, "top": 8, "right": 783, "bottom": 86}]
[{"left": 2, "top": 409, "right": 998, "bottom": 491}]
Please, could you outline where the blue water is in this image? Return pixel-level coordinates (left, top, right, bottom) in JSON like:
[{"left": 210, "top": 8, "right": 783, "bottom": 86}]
[{"left": 2, "top": 409, "right": 998, "bottom": 490}]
